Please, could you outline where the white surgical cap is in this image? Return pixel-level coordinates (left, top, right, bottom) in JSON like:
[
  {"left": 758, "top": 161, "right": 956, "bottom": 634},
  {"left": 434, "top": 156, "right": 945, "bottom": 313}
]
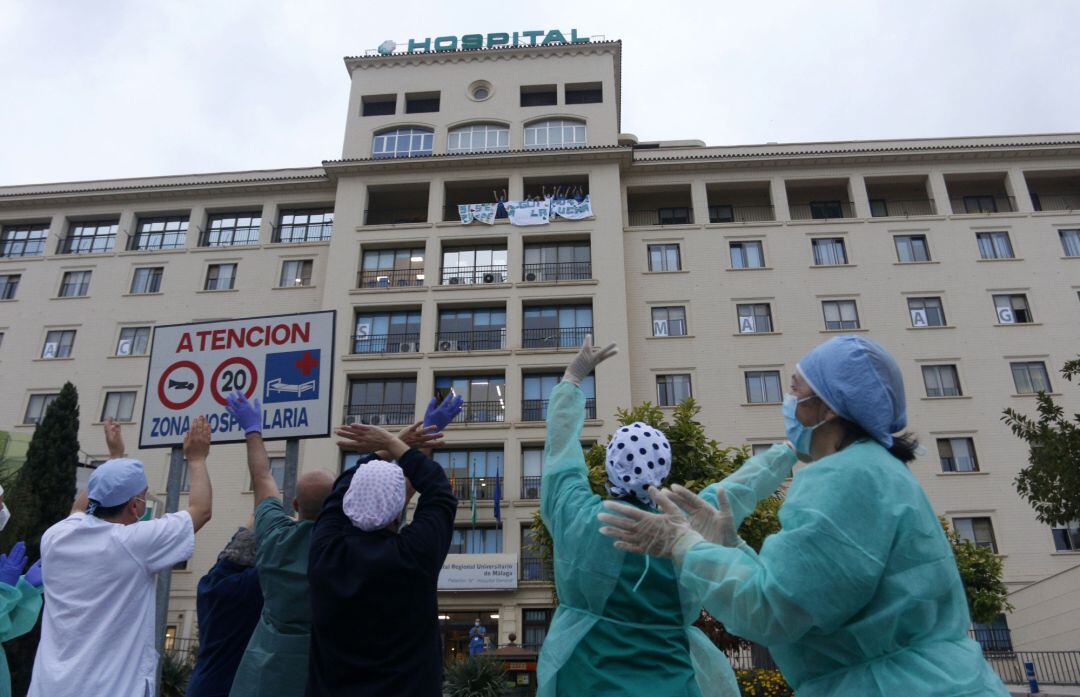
[
  {"left": 605, "top": 423, "right": 672, "bottom": 507},
  {"left": 343, "top": 460, "right": 406, "bottom": 531}
]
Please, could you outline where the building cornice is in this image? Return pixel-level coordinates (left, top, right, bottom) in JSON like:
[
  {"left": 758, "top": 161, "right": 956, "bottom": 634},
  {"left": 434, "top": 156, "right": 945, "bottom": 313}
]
[{"left": 322, "top": 145, "right": 632, "bottom": 176}]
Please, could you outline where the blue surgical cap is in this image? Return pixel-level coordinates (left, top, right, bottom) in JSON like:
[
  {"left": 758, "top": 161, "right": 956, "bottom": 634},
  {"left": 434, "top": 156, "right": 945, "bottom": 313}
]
[
  {"left": 87, "top": 458, "right": 148, "bottom": 509},
  {"left": 796, "top": 335, "right": 907, "bottom": 448}
]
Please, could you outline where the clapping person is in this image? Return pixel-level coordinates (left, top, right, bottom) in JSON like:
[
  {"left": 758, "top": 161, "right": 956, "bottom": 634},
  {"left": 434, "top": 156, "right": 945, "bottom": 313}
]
[{"left": 0, "top": 541, "right": 43, "bottom": 697}]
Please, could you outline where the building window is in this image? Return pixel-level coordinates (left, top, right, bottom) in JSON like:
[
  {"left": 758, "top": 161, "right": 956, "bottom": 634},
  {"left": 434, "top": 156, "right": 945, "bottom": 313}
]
[
  {"left": 1060, "top": 229, "right": 1080, "bottom": 257},
  {"left": 102, "top": 391, "right": 137, "bottom": 422},
  {"left": 962, "top": 195, "right": 998, "bottom": 214},
  {"left": 0, "top": 274, "right": 19, "bottom": 300},
  {"left": 520, "top": 85, "right": 557, "bottom": 107},
  {"left": 359, "top": 247, "right": 425, "bottom": 287},
  {"left": 522, "top": 608, "right": 553, "bottom": 649},
  {"left": 372, "top": 127, "right": 434, "bottom": 159},
  {"left": 937, "top": 437, "right": 979, "bottom": 473},
  {"left": 117, "top": 327, "right": 151, "bottom": 356},
  {"left": 523, "top": 373, "right": 595, "bottom": 421},
  {"left": 822, "top": 300, "right": 860, "bottom": 331},
  {"left": 737, "top": 303, "right": 774, "bottom": 334},
  {"left": 809, "top": 201, "right": 844, "bottom": 219},
  {"left": 908, "top": 297, "right": 946, "bottom": 327},
  {"left": 521, "top": 448, "right": 544, "bottom": 499},
  {"left": 361, "top": 94, "right": 395, "bottom": 116},
  {"left": 523, "top": 241, "right": 591, "bottom": 282},
  {"left": 276, "top": 209, "right": 333, "bottom": 243},
  {"left": 993, "top": 294, "right": 1032, "bottom": 324},
  {"left": 130, "top": 267, "right": 163, "bottom": 294},
  {"left": 205, "top": 263, "right": 237, "bottom": 291},
  {"left": 59, "top": 270, "right": 92, "bottom": 297},
  {"left": 971, "top": 615, "right": 1013, "bottom": 652},
  {"left": 42, "top": 330, "right": 76, "bottom": 359},
  {"left": 249, "top": 456, "right": 287, "bottom": 491},
  {"left": 520, "top": 527, "right": 553, "bottom": 581},
  {"left": 1, "top": 223, "right": 48, "bottom": 258},
  {"left": 750, "top": 443, "right": 773, "bottom": 457},
  {"left": 522, "top": 305, "right": 593, "bottom": 349},
  {"left": 953, "top": 517, "right": 998, "bottom": 552},
  {"left": 23, "top": 393, "right": 59, "bottom": 425},
  {"left": 437, "top": 308, "right": 507, "bottom": 351},
  {"left": 1052, "top": 521, "right": 1080, "bottom": 552},
  {"left": 812, "top": 238, "right": 848, "bottom": 266},
  {"left": 565, "top": 82, "right": 602, "bottom": 104},
  {"left": 922, "top": 365, "right": 962, "bottom": 397},
  {"left": 729, "top": 241, "right": 765, "bottom": 269},
  {"left": 346, "top": 378, "right": 417, "bottom": 425},
  {"left": 745, "top": 370, "right": 782, "bottom": 404},
  {"left": 447, "top": 123, "right": 509, "bottom": 153},
  {"left": 279, "top": 260, "right": 313, "bottom": 288},
  {"left": 129, "top": 216, "right": 188, "bottom": 251},
  {"left": 656, "top": 374, "right": 692, "bottom": 406},
  {"left": 353, "top": 310, "right": 421, "bottom": 354},
  {"left": 405, "top": 92, "right": 440, "bottom": 114},
  {"left": 434, "top": 376, "right": 506, "bottom": 423},
  {"left": 524, "top": 119, "right": 586, "bottom": 149},
  {"left": 449, "top": 527, "right": 503, "bottom": 554},
  {"left": 647, "top": 244, "right": 681, "bottom": 272},
  {"left": 976, "top": 231, "right": 1014, "bottom": 260},
  {"left": 651, "top": 306, "right": 687, "bottom": 337},
  {"left": 441, "top": 247, "right": 508, "bottom": 285},
  {"left": 894, "top": 234, "right": 931, "bottom": 263},
  {"left": 60, "top": 220, "right": 118, "bottom": 255},
  {"left": 203, "top": 213, "right": 261, "bottom": 247},
  {"left": 1010, "top": 361, "right": 1052, "bottom": 394}
]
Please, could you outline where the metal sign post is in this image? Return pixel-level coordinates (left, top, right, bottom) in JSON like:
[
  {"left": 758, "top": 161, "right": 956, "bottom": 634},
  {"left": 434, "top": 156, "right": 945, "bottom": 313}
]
[
  {"left": 282, "top": 438, "right": 300, "bottom": 507},
  {"left": 154, "top": 445, "right": 185, "bottom": 690}
]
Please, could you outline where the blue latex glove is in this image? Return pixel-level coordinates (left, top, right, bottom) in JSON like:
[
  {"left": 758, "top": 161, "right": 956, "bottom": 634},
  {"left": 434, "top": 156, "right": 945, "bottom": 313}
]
[
  {"left": 226, "top": 391, "right": 262, "bottom": 434},
  {"left": 423, "top": 392, "right": 464, "bottom": 432},
  {"left": 25, "top": 560, "right": 42, "bottom": 588},
  {"left": 0, "top": 541, "right": 28, "bottom": 587}
]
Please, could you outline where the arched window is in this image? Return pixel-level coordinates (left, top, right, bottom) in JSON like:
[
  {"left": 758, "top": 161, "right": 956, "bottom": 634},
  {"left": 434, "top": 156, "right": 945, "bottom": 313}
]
[
  {"left": 372, "top": 127, "right": 434, "bottom": 159},
  {"left": 448, "top": 123, "right": 510, "bottom": 154},
  {"left": 524, "top": 119, "right": 586, "bottom": 150}
]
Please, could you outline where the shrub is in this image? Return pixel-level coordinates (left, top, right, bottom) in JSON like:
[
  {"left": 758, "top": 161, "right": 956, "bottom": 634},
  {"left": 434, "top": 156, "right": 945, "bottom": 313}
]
[{"left": 444, "top": 656, "right": 508, "bottom": 697}]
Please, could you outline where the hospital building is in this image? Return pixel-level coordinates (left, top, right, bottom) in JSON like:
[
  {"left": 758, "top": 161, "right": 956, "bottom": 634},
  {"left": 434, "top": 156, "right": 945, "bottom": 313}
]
[{"left": 1, "top": 36, "right": 1079, "bottom": 668}]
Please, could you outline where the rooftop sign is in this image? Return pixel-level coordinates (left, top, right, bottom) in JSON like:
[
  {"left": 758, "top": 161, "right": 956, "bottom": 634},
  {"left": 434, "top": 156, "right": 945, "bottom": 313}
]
[{"left": 377, "top": 30, "right": 592, "bottom": 55}]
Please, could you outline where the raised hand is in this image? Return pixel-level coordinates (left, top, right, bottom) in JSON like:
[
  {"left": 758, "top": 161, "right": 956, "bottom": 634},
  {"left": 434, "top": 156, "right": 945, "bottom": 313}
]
[
  {"left": 25, "top": 559, "right": 42, "bottom": 588},
  {"left": 423, "top": 392, "right": 464, "bottom": 432},
  {"left": 563, "top": 334, "right": 618, "bottom": 386},
  {"left": 0, "top": 541, "right": 28, "bottom": 587},
  {"left": 226, "top": 391, "right": 263, "bottom": 435},
  {"left": 667, "top": 485, "right": 739, "bottom": 547},
  {"left": 597, "top": 488, "right": 695, "bottom": 558},
  {"left": 398, "top": 422, "right": 444, "bottom": 450},
  {"left": 184, "top": 416, "right": 211, "bottom": 462},
  {"left": 335, "top": 422, "right": 397, "bottom": 454},
  {"left": 104, "top": 417, "right": 125, "bottom": 458}
]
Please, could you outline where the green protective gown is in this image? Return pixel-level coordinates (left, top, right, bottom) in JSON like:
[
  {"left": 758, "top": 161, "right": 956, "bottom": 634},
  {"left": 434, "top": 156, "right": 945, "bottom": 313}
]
[
  {"left": 229, "top": 498, "right": 313, "bottom": 697},
  {"left": 0, "top": 577, "right": 43, "bottom": 697},
  {"left": 538, "top": 381, "right": 738, "bottom": 697},
  {"left": 677, "top": 440, "right": 1010, "bottom": 696}
]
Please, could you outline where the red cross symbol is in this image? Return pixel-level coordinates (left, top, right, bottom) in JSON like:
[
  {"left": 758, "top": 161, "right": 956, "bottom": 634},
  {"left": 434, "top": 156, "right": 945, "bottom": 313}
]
[{"left": 295, "top": 351, "right": 319, "bottom": 376}]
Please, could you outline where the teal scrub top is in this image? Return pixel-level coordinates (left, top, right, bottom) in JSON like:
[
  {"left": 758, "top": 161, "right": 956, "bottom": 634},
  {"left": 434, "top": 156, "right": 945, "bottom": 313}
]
[
  {"left": 678, "top": 440, "right": 1010, "bottom": 697},
  {"left": 538, "top": 381, "right": 739, "bottom": 697},
  {"left": 0, "top": 577, "right": 43, "bottom": 697},
  {"left": 230, "top": 497, "right": 313, "bottom": 697}
]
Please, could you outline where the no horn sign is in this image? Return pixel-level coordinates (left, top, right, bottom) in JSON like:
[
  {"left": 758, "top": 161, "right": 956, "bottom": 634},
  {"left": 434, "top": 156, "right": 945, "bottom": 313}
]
[{"left": 139, "top": 311, "right": 336, "bottom": 448}]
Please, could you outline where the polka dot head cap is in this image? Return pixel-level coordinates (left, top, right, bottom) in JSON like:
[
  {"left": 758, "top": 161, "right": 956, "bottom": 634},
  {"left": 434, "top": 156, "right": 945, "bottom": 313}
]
[
  {"left": 343, "top": 460, "right": 406, "bottom": 531},
  {"left": 605, "top": 422, "right": 672, "bottom": 507}
]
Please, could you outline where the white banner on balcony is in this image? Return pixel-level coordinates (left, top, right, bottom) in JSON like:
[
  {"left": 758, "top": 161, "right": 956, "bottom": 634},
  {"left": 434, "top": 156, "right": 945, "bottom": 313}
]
[
  {"left": 458, "top": 203, "right": 498, "bottom": 225},
  {"left": 550, "top": 195, "right": 593, "bottom": 220},
  {"left": 504, "top": 199, "right": 551, "bottom": 226},
  {"left": 438, "top": 553, "right": 518, "bottom": 591}
]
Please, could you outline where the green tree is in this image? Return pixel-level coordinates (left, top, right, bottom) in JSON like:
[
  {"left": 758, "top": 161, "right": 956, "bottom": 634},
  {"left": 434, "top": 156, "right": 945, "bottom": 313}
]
[
  {"left": 941, "top": 518, "right": 1011, "bottom": 624},
  {"left": 0, "top": 381, "right": 81, "bottom": 695},
  {"left": 1002, "top": 357, "right": 1080, "bottom": 526}
]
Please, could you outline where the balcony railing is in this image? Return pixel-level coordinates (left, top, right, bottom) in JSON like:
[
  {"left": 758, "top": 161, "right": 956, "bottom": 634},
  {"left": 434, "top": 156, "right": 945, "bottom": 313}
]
[
  {"left": 870, "top": 199, "right": 937, "bottom": 217},
  {"left": 357, "top": 268, "right": 425, "bottom": 289},
  {"left": 521, "top": 327, "right": 592, "bottom": 350},
  {"left": 1032, "top": 193, "right": 1080, "bottom": 211},
  {"left": 520, "top": 476, "right": 542, "bottom": 500},
  {"left": 353, "top": 332, "right": 421, "bottom": 354},
  {"left": 343, "top": 403, "right": 414, "bottom": 426},
  {"left": 520, "top": 553, "right": 554, "bottom": 582},
  {"left": 273, "top": 223, "right": 332, "bottom": 243},
  {"left": 522, "top": 398, "right": 596, "bottom": 421},
  {"left": 57, "top": 235, "right": 116, "bottom": 255},
  {"left": 708, "top": 204, "right": 775, "bottom": 223},
  {"left": 969, "top": 627, "right": 1013, "bottom": 652},
  {"left": 364, "top": 208, "right": 428, "bottom": 226},
  {"left": 444, "top": 205, "right": 509, "bottom": 222},
  {"left": 440, "top": 265, "right": 508, "bottom": 285},
  {"left": 522, "top": 261, "right": 592, "bottom": 282},
  {"left": 789, "top": 202, "right": 856, "bottom": 220},
  {"left": 198, "top": 229, "right": 260, "bottom": 247},
  {"left": 447, "top": 476, "right": 502, "bottom": 501},
  {"left": 983, "top": 650, "right": 1080, "bottom": 686},
  {"left": 435, "top": 330, "right": 507, "bottom": 352},
  {"left": 451, "top": 400, "right": 506, "bottom": 424},
  {"left": 948, "top": 195, "right": 1016, "bottom": 215},
  {"left": 627, "top": 208, "right": 694, "bottom": 227}
]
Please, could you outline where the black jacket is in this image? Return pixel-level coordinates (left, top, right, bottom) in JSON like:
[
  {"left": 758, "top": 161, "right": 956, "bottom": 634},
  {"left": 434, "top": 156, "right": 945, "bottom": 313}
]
[
  {"left": 187, "top": 559, "right": 263, "bottom": 697},
  {"left": 306, "top": 448, "right": 457, "bottom": 696}
]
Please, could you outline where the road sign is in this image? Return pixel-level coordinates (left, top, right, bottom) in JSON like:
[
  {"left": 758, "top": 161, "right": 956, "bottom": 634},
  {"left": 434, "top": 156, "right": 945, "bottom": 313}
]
[{"left": 139, "top": 311, "right": 336, "bottom": 448}]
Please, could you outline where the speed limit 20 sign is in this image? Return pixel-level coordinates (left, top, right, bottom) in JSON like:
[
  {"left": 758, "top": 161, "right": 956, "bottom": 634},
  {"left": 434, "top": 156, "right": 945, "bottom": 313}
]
[{"left": 139, "top": 311, "right": 336, "bottom": 447}]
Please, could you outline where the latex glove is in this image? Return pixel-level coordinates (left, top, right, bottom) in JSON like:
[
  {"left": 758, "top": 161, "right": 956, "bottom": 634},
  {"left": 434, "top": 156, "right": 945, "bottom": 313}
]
[
  {"left": 0, "top": 542, "right": 27, "bottom": 587},
  {"left": 597, "top": 488, "right": 700, "bottom": 558},
  {"left": 25, "top": 560, "right": 42, "bottom": 588},
  {"left": 226, "top": 391, "right": 262, "bottom": 434},
  {"left": 563, "top": 335, "right": 619, "bottom": 386},
  {"left": 423, "top": 392, "right": 464, "bottom": 432},
  {"left": 667, "top": 484, "right": 739, "bottom": 547}
]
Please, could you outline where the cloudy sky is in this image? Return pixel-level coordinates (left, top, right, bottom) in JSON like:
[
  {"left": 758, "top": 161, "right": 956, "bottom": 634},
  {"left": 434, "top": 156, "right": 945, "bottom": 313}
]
[{"left": 2, "top": 0, "right": 1077, "bottom": 186}]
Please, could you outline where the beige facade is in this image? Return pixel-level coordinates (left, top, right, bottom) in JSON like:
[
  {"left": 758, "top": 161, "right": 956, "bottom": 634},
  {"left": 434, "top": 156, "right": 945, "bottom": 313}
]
[{"left": 1, "top": 40, "right": 1078, "bottom": 651}]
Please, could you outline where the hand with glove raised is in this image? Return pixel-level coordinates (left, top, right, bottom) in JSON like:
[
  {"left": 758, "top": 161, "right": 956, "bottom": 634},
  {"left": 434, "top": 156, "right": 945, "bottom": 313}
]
[
  {"left": 597, "top": 487, "right": 701, "bottom": 560},
  {"left": 25, "top": 559, "right": 42, "bottom": 589},
  {"left": 423, "top": 392, "right": 464, "bottom": 432},
  {"left": 0, "top": 541, "right": 28, "bottom": 587},
  {"left": 667, "top": 484, "right": 740, "bottom": 547},
  {"left": 563, "top": 334, "right": 618, "bottom": 386},
  {"left": 226, "top": 391, "right": 263, "bottom": 435}
]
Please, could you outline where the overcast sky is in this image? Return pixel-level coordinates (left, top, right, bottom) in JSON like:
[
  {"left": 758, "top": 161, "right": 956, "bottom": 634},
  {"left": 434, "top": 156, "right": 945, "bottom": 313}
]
[{"left": 2, "top": 0, "right": 1078, "bottom": 186}]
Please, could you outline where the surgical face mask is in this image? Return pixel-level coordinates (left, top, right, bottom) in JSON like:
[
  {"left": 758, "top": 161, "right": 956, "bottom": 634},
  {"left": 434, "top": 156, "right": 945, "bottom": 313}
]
[
  {"left": 0, "top": 505, "right": 9, "bottom": 531},
  {"left": 782, "top": 393, "right": 828, "bottom": 457}
]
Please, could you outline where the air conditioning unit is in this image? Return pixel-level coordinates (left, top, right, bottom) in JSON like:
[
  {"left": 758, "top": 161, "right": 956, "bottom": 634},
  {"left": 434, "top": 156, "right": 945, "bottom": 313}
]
[
  {"left": 399, "top": 341, "right": 420, "bottom": 353},
  {"left": 482, "top": 272, "right": 496, "bottom": 284},
  {"left": 366, "top": 413, "right": 387, "bottom": 426},
  {"left": 117, "top": 339, "right": 133, "bottom": 356},
  {"left": 437, "top": 339, "right": 460, "bottom": 352},
  {"left": 448, "top": 277, "right": 462, "bottom": 285},
  {"left": 42, "top": 342, "right": 59, "bottom": 359},
  {"left": 524, "top": 271, "right": 539, "bottom": 282}
]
